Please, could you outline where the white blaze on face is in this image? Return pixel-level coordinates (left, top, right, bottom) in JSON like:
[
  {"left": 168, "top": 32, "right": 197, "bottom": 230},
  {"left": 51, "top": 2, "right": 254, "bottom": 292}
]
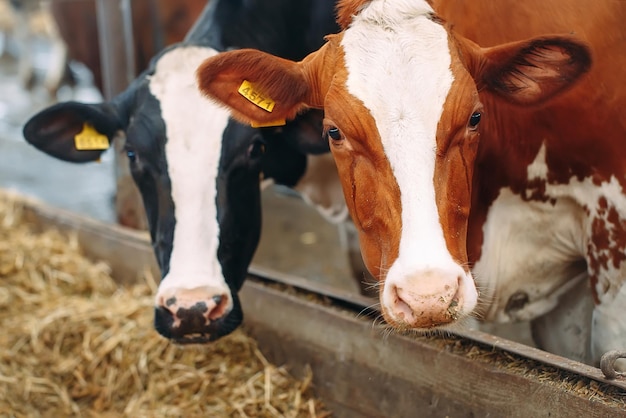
[
  {"left": 149, "top": 46, "right": 231, "bottom": 299},
  {"left": 341, "top": 0, "right": 476, "bottom": 316}
]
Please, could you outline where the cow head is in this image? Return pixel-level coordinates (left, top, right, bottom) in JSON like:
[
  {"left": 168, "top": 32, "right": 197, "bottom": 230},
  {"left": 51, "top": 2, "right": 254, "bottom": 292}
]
[
  {"left": 196, "top": 0, "right": 591, "bottom": 331},
  {"left": 22, "top": 45, "right": 332, "bottom": 343}
]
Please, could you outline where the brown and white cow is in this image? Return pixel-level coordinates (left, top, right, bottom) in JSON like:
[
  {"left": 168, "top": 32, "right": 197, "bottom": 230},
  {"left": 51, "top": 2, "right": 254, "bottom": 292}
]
[{"left": 194, "top": 0, "right": 626, "bottom": 368}]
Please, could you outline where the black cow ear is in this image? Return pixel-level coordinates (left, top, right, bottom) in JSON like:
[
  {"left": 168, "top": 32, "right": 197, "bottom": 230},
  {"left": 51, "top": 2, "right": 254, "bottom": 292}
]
[
  {"left": 282, "top": 109, "right": 330, "bottom": 155},
  {"left": 23, "top": 101, "right": 123, "bottom": 163}
]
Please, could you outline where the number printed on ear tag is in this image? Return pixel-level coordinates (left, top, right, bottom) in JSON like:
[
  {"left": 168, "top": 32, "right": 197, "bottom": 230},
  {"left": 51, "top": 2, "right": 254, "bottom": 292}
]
[
  {"left": 74, "top": 123, "right": 110, "bottom": 150},
  {"left": 238, "top": 80, "right": 276, "bottom": 112}
]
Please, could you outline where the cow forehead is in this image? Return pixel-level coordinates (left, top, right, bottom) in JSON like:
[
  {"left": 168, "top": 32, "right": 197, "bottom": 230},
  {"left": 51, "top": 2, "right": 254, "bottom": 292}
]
[
  {"left": 148, "top": 45, "right": 229, "bottom": 159},
  {"left": 340, "top": 2, "right": 453, "bottom": 142},
  {"left": 338, "top": 1, "right": 457, "bottom": 264},
  {"left": 149, "top": 45, "right": 219, "bottom": 107}
]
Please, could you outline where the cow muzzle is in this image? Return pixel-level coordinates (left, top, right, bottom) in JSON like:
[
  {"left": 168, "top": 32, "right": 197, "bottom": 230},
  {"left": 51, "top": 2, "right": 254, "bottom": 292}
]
[
  {"left": 153, "top": 286, "right": 237, "bottom": 343},
  {"left": 381, "top": 266, "right": 478, "bottom": 329}
]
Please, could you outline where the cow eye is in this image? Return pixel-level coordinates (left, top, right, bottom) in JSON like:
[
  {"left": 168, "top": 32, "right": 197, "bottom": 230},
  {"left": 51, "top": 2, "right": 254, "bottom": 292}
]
[
  {"left": 248, "top": 138, "right": 266, "bottom": 159},
  {"left": 468, "top": 112, "right": 481, "bottom": 129},
  {"left": 325, "top": 126, "right": 343, "bottom": 142},
  {"left": 126, "top": 148, "right": 137, "bottom": 163}
]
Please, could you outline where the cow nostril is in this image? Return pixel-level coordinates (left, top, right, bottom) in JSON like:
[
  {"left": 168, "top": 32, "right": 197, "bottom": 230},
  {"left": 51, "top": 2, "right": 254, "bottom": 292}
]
[
  {"left": 154, "top": 306, "right": 175, "bottom": 339},
  {"left": 171, "top": 295, "right": 229, "bottom": 325},
  {"left": 389, "top": 284, "right": 414, "bottom": 321},
  {"left": 208, "top": 294, "right": 229, "bottom": 320}
]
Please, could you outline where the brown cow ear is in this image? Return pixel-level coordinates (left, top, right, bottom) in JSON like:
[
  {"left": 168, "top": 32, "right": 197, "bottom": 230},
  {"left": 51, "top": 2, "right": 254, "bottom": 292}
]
[
  {"left": 196, "top": 49, "right": 313, "bottom": 126},
  {"left": 459, "top": 35, "right": 591, "bottom": 106}
]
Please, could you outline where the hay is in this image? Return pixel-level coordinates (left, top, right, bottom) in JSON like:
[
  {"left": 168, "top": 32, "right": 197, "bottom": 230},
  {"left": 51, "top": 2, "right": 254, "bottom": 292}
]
[
  {"left": 406, "top": 330, "right": 626, "bottom": 407},
  {"left": 0, "top": 192, "right": 330, "bottom": 417}
]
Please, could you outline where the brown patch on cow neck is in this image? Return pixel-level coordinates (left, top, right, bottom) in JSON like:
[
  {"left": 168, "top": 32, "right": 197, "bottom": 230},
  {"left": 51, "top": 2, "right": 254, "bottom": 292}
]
[
  {"left": 523, "top": 178, "right": 550, "bottom": 203},
  {"left": 465, "top": 100, "right": 545, "bottom": 265},
  {"left": 587, "top": 197, "right": 626, "bottom": 303},
  {"left": 607, "top": 207, "right": 626, "bottom": 270}
]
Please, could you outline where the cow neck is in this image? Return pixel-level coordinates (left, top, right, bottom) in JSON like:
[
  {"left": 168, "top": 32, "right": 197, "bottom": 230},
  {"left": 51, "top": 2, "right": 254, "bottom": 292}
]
[{"left": 184, "top": 0, "right": 338, "bottom": 60}]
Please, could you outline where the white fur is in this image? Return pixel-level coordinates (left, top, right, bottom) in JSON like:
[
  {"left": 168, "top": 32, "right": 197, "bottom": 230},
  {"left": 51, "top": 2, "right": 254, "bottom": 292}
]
[
  {"left": 341, "top": 0, "right": 477, "bottom": 318},
  {"left": 473, "top": 188, "right": 588, "bottom": 322},
  {"left": 476, "top": 142, "right": 626, "bottom": 367},
  {"left": 592, "top": 284, "right": 626, "bottom": 368},
  {"left": 531, "top": 275, "right": 594, "bottom": 364},
  {"left": 149, "top": 46, "right": 231, "bottom": 300}
]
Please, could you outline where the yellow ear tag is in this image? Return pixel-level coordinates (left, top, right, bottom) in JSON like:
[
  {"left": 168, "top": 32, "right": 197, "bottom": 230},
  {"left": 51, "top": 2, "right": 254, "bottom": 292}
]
[
  {"left": 238, "top": 80, "right": 286, "bottom": 127},
  {"left": 74, "top": 122, "right": 110, "bottom": 151},
  {"left": 238, "top": 80, "right": 276, "bottom": 112}
]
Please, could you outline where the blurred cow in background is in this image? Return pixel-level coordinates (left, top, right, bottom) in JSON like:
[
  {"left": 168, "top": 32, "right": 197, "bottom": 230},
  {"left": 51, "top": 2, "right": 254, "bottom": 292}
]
[
  {"left": 0, "top": 0, "right": 67, "bottom": 95},
  {"left": 0, "top": 0, "right": 206, "bottom": 97},
  {"left": 49, "top": 0, "right": 206, "bottom": 94}
]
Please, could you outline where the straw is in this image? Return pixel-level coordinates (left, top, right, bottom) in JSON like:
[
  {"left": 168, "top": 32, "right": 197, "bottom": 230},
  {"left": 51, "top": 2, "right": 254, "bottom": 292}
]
[{"left": 0, "top": 191, "right": 330, "bottom": 417}]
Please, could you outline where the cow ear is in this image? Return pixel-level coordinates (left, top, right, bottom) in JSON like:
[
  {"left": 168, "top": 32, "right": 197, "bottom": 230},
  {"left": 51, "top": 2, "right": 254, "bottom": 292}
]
[
  {"left": 282, "top": 109, "right": 329, "bottom": 155},
  {"left": 461, "top": 35, "right": 591, "bottom": 106},
  {"left": 23, "top": 102, "right": 123, "bottom": 163},
  {"left": 196, "top": 48, "right": 321, "bottom": 126}
]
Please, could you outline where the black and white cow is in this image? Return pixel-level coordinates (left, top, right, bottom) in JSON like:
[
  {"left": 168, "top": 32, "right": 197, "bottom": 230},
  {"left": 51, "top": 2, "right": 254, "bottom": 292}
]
[{"left": 22, "top": 0, "right": 341, "bottom": 343}]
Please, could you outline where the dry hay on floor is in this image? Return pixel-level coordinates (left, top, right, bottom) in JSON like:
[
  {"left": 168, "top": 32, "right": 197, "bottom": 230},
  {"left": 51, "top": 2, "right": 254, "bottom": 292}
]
[{"left": 0, "top": 192, "right": 330, "bottom": 417}]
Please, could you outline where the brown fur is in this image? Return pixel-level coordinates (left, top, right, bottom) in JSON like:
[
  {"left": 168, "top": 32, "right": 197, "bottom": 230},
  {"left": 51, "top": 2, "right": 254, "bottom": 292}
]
[
  {"left": 336, "top": 0, "right": 370, "bottom": 30},
  {"left": 196, "top": 49, "right": 312, "bottom": 125},
  {"left": 197, "top": 37, "right": 342, "bottom": 126},
  {"left": 434, "top": 0, "right": 626, "bottom": 303}
]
